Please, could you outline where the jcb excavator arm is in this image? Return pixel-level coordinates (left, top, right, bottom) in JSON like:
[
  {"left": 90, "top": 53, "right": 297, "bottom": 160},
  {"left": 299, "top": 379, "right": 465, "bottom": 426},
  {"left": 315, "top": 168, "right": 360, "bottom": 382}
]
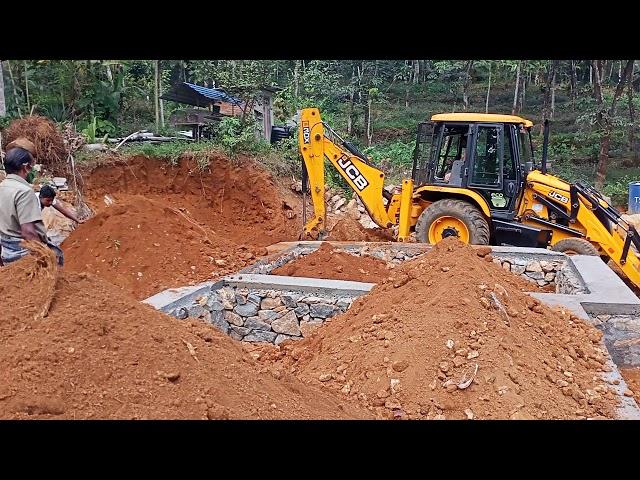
[
  {"left": 298, "top": 108, "right": 412, "bottom": 238},
  {"left": 523, "top": 171, "right": 640, "bottom": 287}
]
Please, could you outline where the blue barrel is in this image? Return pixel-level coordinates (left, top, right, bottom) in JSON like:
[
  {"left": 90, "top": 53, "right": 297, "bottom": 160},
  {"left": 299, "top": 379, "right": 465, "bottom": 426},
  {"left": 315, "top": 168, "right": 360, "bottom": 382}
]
[{"left": 629, "top": 181, "right": 640, "bottom": 214}]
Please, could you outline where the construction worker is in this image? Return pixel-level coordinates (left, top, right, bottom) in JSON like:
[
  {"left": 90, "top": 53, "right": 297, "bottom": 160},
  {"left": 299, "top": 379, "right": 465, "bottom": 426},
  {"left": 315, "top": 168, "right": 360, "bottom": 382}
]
[
  {"left": 4, "top": 137, "right": 39, "bottom": 182},
  {"left": 39, "top": 184, "right": 85, "bottom": 224},
  {"left": 0, "top": 147, "right": 64, "bottom": 266}
]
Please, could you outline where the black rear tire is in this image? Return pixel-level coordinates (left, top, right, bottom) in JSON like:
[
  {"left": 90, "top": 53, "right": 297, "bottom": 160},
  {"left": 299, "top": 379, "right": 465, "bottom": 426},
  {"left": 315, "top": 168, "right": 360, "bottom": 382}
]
[{"left": 415, "top": 199, "right": 490, "bottom": 245}]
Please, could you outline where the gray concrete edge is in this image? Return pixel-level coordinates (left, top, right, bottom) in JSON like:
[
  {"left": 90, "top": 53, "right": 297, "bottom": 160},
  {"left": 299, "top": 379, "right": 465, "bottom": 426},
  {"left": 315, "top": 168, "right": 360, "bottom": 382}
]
[
  {"left": 224, "top": 273, "right": 375, "bottom": 296},
  {"left": 142, "top": 280, "right": 224, "bottom": 313}
]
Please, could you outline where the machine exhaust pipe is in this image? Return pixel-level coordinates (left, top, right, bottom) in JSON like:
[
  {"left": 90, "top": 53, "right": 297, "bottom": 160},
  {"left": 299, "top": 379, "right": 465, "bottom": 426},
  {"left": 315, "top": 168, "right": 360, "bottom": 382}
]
[{"left": 541, "top": 119, "right": 550, "bottom": 174}]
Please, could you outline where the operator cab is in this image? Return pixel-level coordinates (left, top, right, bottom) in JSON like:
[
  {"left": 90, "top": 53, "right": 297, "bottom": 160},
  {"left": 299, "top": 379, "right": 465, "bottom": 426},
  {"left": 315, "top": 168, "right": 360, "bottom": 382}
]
[{"left": 412, "top": 113, "right": 535, "bottom": 220}]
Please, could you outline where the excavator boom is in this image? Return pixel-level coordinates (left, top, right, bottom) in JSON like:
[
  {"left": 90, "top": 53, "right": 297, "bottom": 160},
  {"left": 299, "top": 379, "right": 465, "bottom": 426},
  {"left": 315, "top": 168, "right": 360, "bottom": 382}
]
[{"left": 298, "top": 108, "right": 403, "bottom": 238}]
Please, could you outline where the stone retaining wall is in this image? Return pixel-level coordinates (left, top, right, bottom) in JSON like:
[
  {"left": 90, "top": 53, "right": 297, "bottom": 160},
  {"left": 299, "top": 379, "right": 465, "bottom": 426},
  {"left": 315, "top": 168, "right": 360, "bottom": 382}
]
[
  {"left": 593, "top": 314, "right": 640, "bottom": 367},
  {"left": 172, "top": 244, "right": 586, "bottom": 344},
  {"left": 242, "top": 244, "right": 587, "bottom": 293},
  {"left": 173, "top": 285, "right": 355, "bottom": 344}
]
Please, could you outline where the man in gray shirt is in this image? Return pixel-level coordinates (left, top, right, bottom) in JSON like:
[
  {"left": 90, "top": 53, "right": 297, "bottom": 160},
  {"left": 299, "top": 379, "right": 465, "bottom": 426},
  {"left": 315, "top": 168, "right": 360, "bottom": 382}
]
[{"left": 0, "top": 147, "right": 64, "bottom": 266}]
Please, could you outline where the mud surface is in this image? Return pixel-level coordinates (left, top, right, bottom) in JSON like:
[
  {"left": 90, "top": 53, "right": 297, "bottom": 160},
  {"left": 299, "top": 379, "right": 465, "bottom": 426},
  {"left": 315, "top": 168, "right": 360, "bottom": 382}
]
[
  {"left": 272, "top": 243, "right": 391, "bottom": 283},
  {"left": 326, "top": 217, "right": 395, "bottom": 242}
]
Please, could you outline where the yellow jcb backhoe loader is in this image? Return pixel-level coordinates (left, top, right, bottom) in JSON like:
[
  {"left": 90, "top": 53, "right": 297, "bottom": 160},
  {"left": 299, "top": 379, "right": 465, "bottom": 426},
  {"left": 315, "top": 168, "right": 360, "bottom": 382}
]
[{"left": 297, "top": 107, "right": 640, "bottom": 289}]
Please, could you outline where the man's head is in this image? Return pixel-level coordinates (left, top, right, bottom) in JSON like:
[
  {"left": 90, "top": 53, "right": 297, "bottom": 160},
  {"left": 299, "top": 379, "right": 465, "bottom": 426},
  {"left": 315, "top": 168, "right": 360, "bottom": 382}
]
[
  {"left": 3, "top": 147, "right": 35, "bottom": 180},
  {"left": 39, "top": 184, "right": 57, "bottom": 207}
]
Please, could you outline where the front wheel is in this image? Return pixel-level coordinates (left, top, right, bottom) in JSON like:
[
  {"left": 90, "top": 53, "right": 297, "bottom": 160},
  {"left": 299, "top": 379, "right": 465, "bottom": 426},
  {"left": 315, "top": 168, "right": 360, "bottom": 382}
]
[{"left": 415, "top": 199, "right": 490, "bottom": 245}]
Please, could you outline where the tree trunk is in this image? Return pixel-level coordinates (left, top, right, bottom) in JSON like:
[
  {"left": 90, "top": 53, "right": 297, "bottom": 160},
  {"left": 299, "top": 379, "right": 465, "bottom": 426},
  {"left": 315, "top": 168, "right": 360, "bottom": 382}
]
[
  {"left": 5, "top": 61, "right": 22, "bottom": 117},
  {"left": 485, "top": 63, "right": 492, "bottom": 113},
  {"left": 550, "top": 60, "right": 558, "bottom": 119},
  {"left": 0, "top": 62, "right": 6, "bottom": 117},
  {"left": 541, "top": 61, "right": 553, "bottom": 128},
  {"left": 462, "top": 60, "right": 474, "bottom": 110},
  {"left": 592, "top": 60, "right": 606, "bottom": 189},
  {"left": 519, "top": 63, "right": 526, "bottom": 111},
  {"left": 413, "top": 60, "right": 420, "bottom": 84},
  {"left": 512, "top": 61, "right": 521, "bottom": 115},
  {"left": 405, "top": 84, "right": 410, "bottom": 108},
  {"left": 609, "top": 60, "right": 614, "bottom": 83},
  {"left": 570, "top": 60, "right": 578, "bottom": 108},
  {"left": 293, "top": 60, "right": 300, "bottom": 100},
  {"left": 619, "top": 61, "right": 623, "bottom": 83},
  {"left": 154, "top": 60, "right": 160, "bottom": 131},
  {"left": 347, "top": 64, "right": 356, "bottom": 135},
  {"left": 594, "top": 60, "right": 635, "bottom": 189},
  {"left": 629, "top": 62, "right": 637, "bottom": 163},
  {"left": 23, "top": 61, "right": 30, "bottom": 114},
  {"left": 159, "top": 61, "right": 165, "bottom": 129},
  {"left": 596, "top": 132, "right": 612, "bottom": 190},
  {"left": 366, "top": 96, "right": 373, "bottom": 146}
]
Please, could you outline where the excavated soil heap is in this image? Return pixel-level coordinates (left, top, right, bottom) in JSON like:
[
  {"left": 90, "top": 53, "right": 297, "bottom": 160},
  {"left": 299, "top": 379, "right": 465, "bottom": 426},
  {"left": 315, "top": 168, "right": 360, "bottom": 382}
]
[
  {"left": 260, "top": 238, "right": 620, "bottom": 420},
  {"left": 326, "top": 217, "right": 394, "bottom": 242},
  {"left": 620, "top": 368, "right": 640, "bottom": 405},
  {"left": 272, "top": 242, "right": 392, "bottom": 283},
  {"left": 0, "top": 242, "right": 58, "bottom": 331},
  {"left": 63, "top": 154, "right": 302, "bottom": 299},
  {"left": 0, "top": 247, "right": 372, "bottom": 420},
  {"left": 63, "top": 196, "right": 257, "bottom": 300},
  {"left": 3, "top": 115, "right": 67, "bottom": 168},
  {"left": 78, "top": 154, "right": 301, "bottom": 247}
]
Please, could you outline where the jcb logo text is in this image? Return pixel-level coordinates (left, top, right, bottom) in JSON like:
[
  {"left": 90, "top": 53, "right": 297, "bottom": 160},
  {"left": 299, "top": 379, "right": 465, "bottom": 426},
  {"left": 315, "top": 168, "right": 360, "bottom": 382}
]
[{"left": 337, "top": 156, "right": 369, "bottom": 191}]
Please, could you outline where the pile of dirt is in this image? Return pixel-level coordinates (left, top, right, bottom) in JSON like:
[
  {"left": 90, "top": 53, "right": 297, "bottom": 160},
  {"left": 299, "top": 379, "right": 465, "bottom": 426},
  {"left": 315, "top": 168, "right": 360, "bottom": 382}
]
[
  {"left": 260, "top": 238, "right": 620, "bottom": 420},
  {"left": 78, "top": 154, "right": 301, "bottom": 247},
  {"left": 620, "top": 368, "right": 640, "bottom": 405},
  {"left": 63, "top": 196, "right": 261, "bottom": 300},
  {"left": 3, "top": 116, "right": 67, "bottom": 168},
  {"left": 0, "top": 242, "right": 58, "bottom": 332},
  {"left": 0, "top": 247, "right": 372, "bottom": 420},
  {"left": 326, "top": 217, "right": 394, "bottom": 242},
  {"left": 272, "top": 243, "right": 392, "bottom": 283},
  {"left": 62, "top": 154, "right": 304, "bottom": 299}
]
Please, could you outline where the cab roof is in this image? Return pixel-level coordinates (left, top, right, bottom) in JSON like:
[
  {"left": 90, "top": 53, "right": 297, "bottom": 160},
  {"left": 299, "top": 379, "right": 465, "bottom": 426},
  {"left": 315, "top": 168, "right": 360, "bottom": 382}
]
[{"left": 430, "top": 113, "right": 534, "bottom": 128}]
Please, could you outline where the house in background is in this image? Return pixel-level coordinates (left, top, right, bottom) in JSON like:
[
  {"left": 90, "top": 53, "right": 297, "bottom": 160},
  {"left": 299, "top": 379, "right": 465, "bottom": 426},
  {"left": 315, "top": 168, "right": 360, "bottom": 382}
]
[{"left": 161, "top": 82, "right": 281, "bottom": 142}]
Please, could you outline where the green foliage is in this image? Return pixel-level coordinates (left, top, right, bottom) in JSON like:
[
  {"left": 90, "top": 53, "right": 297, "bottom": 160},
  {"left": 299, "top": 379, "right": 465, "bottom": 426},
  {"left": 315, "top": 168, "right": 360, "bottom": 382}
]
[
  {"left": 363, "top": 141, "right": 415, "bottom": 168},
  {"left": 123, "top": 140, "right": 220, "bottom": 167},
  {"left": 0, "top": 115, "right": 15, "bottom": 130},
  {"left": 259, "top": 137, "right": 301, "bottom": 178},
  {"left": 324, "top": 159, "right": 352, "bottom": 197},
  {"left": 216, "top": 116, "right": 269, "bottom": 155},
  {"left": 4, "top": 58, "right": 640, "bottom": 191},
  {"left": 602, "top": 175, "right": 635, "bottom": 205},
  {"left": 80, "top": 116, "right": 115, "bottom": 143}
]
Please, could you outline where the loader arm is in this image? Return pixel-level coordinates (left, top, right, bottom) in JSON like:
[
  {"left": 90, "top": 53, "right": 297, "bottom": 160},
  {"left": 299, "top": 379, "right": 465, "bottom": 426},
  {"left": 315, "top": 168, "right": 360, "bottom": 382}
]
[
  {"left": 522, "top": 171, "right": 640, "bottom": 288},
  {"left": 298, "top": 108, "right": 397, "bottom": 237}
]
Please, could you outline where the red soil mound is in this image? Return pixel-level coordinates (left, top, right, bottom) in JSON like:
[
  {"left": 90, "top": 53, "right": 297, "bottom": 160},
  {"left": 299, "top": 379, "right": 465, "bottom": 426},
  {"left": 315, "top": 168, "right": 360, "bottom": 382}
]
[
  {"left": 0, "top": 247, "right": 372, "bottom": 420},
  {"left": 272, "top": 242, "right": 391, "bottom": 283},
  {"left": 260, "top": 238, "right": 619, "bottom": 420}
]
